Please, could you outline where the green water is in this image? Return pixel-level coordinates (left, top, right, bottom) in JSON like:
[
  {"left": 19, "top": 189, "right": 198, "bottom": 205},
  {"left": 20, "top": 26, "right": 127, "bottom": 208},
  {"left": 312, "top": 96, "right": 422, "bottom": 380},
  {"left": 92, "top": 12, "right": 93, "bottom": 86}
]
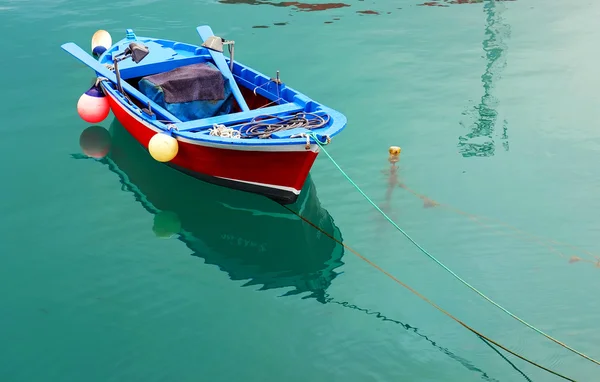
[{"left": 2, "top": 0, "right": 600, "bottom": 380}]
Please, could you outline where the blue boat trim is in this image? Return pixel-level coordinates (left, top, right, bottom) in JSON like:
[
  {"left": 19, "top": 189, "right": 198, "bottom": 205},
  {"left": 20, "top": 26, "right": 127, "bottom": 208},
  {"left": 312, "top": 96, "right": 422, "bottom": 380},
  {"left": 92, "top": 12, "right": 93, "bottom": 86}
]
[{"left": 61, "top": 25, "right": 347, "bottom": 147}]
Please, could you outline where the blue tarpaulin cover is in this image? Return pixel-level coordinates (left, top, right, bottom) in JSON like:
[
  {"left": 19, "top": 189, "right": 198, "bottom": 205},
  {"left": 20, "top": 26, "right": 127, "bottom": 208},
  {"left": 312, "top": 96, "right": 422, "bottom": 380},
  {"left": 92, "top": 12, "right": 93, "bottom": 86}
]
[{"left": 138, "top": 62, "right": 234, "bottom": 122}]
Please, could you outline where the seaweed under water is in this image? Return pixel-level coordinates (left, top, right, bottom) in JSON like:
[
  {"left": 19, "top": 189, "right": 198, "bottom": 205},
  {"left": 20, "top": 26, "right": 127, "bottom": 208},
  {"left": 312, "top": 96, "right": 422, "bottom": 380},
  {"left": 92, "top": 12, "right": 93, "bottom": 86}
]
[
  {"left": 418, "top": 0, "right": 516, "bottom": 6},
  {"left": 218, "top": 0, "right": 350, "bottom": 12},
  {"left": 356, "top": 10, "right": 379, "bottom": 15}
]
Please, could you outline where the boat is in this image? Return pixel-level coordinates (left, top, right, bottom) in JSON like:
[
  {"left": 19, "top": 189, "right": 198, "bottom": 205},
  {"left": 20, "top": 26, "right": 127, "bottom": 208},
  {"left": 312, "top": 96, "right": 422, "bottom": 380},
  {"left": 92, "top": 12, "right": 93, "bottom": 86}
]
[
  {"left": 75, "top": 119, "right": 346, "bottom": 302},
  {"left": 61, "top": 25, "right": 347, "bottom": 204}
]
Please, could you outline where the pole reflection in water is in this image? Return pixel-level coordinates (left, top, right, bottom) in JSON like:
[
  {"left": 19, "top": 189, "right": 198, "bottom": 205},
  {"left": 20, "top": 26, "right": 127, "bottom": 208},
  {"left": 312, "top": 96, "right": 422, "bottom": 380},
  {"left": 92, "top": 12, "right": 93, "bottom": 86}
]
[
  {"left": 75, "top": 118, "right": 346, "bottom": 303},
  {"left": 458, "top": 0, "right": 510, "bottom": 157}
]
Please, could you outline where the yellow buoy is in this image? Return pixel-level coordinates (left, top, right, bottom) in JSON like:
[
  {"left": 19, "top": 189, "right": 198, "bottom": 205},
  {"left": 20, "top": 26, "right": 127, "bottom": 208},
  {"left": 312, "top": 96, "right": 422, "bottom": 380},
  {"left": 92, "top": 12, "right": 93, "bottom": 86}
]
[
  {"left": 91, "top": 29, "right": 112, "bottom": 56},
  {"left": 148, "top": 132, "right": 179, "bottom": 162},
  {"left": 388, "top": 146, "right": 401, "bottom": 163}
]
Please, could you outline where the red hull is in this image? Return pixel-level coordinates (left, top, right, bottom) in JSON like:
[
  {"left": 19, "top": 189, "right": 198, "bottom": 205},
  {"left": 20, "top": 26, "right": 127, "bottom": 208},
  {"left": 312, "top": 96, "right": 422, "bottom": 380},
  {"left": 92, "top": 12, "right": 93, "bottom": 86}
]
[{"left": 106, "top": 91, "right": 319, "bottom": 204}]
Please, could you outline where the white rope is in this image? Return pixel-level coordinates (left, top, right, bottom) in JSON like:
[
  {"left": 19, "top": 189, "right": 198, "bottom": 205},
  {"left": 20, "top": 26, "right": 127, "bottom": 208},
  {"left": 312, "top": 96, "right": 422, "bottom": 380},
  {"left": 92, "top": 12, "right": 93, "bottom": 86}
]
[{"left": 208, "top": 124, "right": 241, "bottom": 139}]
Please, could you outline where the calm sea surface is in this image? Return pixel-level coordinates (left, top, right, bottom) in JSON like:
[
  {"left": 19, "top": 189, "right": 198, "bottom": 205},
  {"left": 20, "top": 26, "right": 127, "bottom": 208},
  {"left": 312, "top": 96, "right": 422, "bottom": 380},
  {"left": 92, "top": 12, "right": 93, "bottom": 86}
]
[{"left": 1, "top": 0, "right": 600, "bottom": 381}]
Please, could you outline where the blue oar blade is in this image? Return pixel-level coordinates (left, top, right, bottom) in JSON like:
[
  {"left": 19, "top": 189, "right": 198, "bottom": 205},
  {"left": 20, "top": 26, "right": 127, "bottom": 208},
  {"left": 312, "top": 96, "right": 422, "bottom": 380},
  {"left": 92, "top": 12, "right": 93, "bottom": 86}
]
[
  {"left": 61, "top": 42, "right": 114, "bottom": 78},
  {"left": 60, "top": 42, "right": 182, "bottom": 123}
]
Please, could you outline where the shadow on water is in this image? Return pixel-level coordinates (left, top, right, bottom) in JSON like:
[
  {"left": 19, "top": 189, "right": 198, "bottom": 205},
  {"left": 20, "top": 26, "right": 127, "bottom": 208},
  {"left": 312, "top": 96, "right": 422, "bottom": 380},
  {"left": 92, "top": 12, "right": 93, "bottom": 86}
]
[
  {"left": 74, "top": 121, "right": 530, "bottom": 381},
  {"left": 75, "top": 118, "right": 346, "bottom": 303},
  {"left": 458, "top": 0, "right": 511, "bottom": 157}
]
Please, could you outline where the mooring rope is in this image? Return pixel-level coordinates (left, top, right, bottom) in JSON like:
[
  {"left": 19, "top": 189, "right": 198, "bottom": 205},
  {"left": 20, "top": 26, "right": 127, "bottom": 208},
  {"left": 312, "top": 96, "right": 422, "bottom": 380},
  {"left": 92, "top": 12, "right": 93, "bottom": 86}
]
[
  {"left": 323, "top": 293, "right": 531, "bottom": 381},
  {"left": 281, "top": 203, "right": 577, "bottom": 382},
  {"left": 308, "top": 132, "right": 600, "bottom": 369}
]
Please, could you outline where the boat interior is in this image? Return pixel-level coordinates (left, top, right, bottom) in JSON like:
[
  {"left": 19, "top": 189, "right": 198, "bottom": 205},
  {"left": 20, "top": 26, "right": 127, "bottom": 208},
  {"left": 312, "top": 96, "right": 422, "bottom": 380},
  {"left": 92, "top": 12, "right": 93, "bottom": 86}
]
[{"left": 99, "top": 36, "right": 332, "bottom": 140}]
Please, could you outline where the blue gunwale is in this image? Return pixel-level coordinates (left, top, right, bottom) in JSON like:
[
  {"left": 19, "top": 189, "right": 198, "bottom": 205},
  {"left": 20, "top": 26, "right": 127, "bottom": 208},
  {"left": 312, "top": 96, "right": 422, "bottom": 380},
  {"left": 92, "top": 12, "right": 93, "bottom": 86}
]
[
  {"left": 68, "top": 27, "right": 346, "bottom": 147},
  {"left": 101, "top": 81, "right": 345, "bottom": 147}
]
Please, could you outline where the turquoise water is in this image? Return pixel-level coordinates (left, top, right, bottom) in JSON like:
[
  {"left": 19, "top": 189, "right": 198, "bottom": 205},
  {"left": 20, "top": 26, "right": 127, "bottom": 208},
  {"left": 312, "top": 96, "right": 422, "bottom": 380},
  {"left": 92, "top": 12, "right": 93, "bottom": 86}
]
[{"left": 2, "top": 0, "right": 600, "bottom": 380}]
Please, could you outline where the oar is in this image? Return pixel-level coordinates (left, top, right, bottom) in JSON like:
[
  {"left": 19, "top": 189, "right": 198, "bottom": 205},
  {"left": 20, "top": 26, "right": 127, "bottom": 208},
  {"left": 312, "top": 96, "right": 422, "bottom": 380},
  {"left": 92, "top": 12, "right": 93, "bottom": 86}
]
[
  {"left": 60, "top": 42, "right": 181, "bottom": 123},
  {"left": 196, "top": 25, "right": 250, "bottom": 112}
]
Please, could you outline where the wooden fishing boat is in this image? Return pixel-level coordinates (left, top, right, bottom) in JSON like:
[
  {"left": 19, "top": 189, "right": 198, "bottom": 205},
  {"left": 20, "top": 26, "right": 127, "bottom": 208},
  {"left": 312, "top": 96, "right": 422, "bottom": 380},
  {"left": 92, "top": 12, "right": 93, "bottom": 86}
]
[
  {"left": 62, "top": 25, "right": 347, "bottom": 204},
  {"left": 75, "top": 119, "right": 345, "bottom": 302}
]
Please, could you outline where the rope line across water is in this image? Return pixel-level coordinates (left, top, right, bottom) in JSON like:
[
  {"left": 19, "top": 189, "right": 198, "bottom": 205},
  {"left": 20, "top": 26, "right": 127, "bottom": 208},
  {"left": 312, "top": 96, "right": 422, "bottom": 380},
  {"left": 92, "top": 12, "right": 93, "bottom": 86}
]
[
  {"left": 281, "top": 204, "right": 577, "bottom": 382},
  {"left": 308, "top": 132, "right": 600, "bottom": 368},
  {"left": 398, "top": 183, "right": 600, "bottom": 266}
]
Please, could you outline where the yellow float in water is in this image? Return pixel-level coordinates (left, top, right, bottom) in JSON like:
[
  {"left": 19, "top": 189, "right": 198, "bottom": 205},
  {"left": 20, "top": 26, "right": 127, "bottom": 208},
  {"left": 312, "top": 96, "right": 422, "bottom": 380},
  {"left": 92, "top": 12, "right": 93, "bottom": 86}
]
[
  {"left": 388, "top": 146, "right": 401, "bottom": 163},
  {"left": 148, "top": 132, "right": 179, "bottom": 162}
]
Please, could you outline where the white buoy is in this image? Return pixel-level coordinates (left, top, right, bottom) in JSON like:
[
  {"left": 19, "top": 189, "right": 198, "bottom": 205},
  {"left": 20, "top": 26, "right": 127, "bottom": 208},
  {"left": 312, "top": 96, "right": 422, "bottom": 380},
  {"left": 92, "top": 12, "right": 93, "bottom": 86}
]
[
  {"left": 91, "top": 29, "right": 112, "bottom": 57},
  {"left": 148, "top": 132, "right": 179, "bottom": 162},
  {"left": 77, "top": 84, "right": 110, "bottom": 123}
]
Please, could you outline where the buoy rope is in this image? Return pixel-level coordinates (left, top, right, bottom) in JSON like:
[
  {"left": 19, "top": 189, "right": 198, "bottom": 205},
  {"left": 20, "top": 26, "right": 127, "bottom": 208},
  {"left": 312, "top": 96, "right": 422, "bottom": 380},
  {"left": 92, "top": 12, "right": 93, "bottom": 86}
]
[
  {"left": 281, "top": 203, "right": 577, "bottom": 382},
  {"left": 397, "top": 182, "right": 600, "bottom": 266},
  {"left": 307, "top": 132, "right": 600, "bottom": 368}
]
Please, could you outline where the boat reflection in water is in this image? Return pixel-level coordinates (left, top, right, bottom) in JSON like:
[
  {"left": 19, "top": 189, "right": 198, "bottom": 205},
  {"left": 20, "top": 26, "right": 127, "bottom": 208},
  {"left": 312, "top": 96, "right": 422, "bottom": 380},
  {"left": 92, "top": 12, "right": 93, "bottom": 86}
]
[
  {"left": 77, "top": 122, "right": 529, "bottom": 380},
  {"left": 77, "top": 119, "right": 345, "bottom": 303}
]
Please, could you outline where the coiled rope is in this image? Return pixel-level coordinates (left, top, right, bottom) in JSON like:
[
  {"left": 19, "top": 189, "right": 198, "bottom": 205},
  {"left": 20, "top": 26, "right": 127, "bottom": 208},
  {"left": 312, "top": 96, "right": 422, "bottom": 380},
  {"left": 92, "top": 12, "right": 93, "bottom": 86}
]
[
  {"left": 238, "top": 111, "right": 330, "bottom": 139},
  {"left": 209, "top": 124, "right": 241, "bottom": 139},
  {"left": 281, "top": 203, "right": 576, "bottom": 382},
  {"left": 307, "top": 132, "right": 600, "bottom": 369}
]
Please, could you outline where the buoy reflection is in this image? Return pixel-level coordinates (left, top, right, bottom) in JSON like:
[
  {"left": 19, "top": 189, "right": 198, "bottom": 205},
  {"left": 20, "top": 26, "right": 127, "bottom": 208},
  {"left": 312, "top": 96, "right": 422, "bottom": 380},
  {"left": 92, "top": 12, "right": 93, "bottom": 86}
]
[{"left": 79, "top": 125, "right": 111, "bottom": 159}]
